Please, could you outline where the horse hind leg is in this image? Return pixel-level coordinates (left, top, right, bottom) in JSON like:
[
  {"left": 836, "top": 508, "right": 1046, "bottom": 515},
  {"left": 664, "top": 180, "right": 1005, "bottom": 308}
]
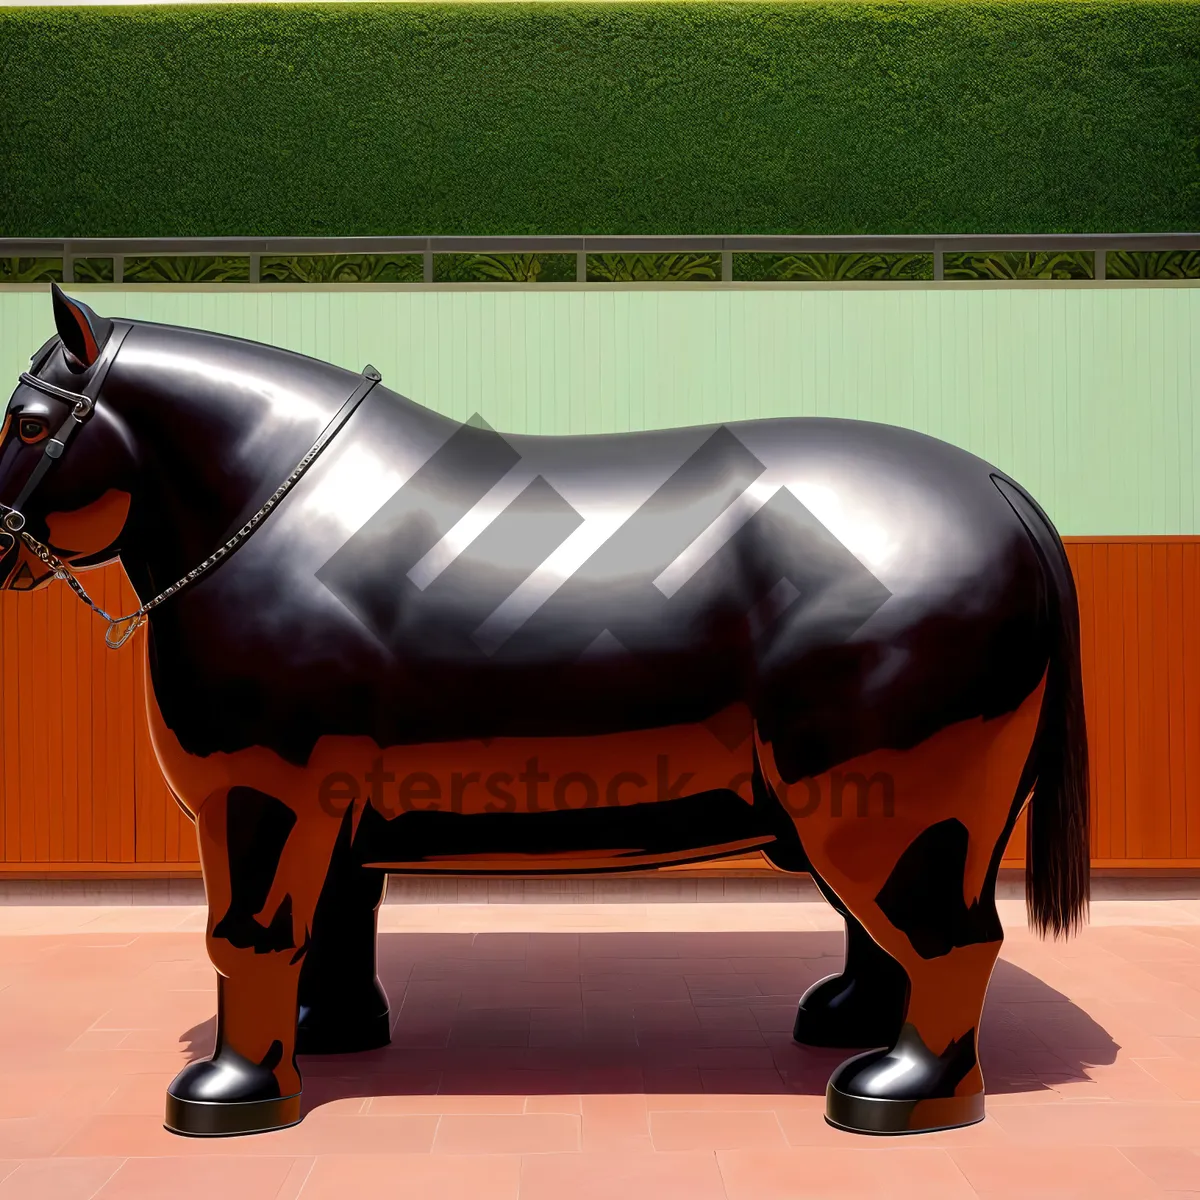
[
  {"left": 824, "top": 817, "right": 1007, "bottom": 1134},
  {"left": 754, "top": 753, "right": 909, "bottom": 1050},
  {"left": 793, "top": 869, "right": 909, "bottom": 1050},
  {"left": 759, "top": 679, "right": 1043, "bottom": 1135}
]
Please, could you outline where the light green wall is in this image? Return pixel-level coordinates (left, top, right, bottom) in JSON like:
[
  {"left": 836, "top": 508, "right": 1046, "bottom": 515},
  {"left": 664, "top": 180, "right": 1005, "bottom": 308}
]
[{"left": 1, "top": 287, "right": 1196, "bottom": 535}]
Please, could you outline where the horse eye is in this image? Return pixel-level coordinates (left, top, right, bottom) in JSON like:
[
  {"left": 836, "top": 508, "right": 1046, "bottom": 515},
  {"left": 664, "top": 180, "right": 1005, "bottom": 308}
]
[{"left": 18, "top": 419, "right": 48, "bottom": 444}]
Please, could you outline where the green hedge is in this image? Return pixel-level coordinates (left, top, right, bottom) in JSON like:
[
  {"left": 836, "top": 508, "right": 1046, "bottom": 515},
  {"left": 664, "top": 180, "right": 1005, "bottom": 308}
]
[{"left": 1, "top": 3, "right": 1197, "bottom": 236}]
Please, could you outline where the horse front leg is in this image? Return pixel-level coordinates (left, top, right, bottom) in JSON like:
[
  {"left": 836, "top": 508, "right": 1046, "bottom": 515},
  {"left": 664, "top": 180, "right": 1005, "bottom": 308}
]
[
  {"left": 297, "top": 815, "right": 390, "bottom": 1055},
  {"left": 165, "top": 785, "right": 344, "bottom": 1137}
]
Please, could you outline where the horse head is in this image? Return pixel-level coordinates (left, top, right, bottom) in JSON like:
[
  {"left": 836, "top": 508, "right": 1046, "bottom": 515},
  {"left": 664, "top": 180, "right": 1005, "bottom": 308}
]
[
  {"left": 0, "top": 285, "right": 138, "bottom": 590},
  {"left": 2, "top": 285, "right": 380, "bottom": 620}
]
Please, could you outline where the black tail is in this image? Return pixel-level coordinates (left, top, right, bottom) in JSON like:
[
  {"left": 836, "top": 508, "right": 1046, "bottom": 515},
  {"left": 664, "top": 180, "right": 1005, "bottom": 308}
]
[{"left": 992, "top": 476, "right": 1090, "bottom": 938}]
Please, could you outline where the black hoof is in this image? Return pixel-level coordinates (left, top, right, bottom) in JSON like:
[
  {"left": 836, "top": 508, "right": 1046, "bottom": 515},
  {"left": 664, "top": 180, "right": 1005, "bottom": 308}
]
[
  {"left": 164, "top": 1047, "right": 300, "bottom": 1137},
  {"left": 296, "top": 997, "right": 391, "bottom": 1056},
  {"left": 824, "top": 1024, "right": 984, "bottom": 1135},
  {"left": 792, "top": 971, "right": 903, "bottom": 1050}
]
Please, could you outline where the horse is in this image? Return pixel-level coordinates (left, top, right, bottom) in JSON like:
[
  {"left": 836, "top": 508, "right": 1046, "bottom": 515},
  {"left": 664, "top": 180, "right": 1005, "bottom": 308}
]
[{"left": 0, "top": 284, "right": 1089, "bottom": 1138}]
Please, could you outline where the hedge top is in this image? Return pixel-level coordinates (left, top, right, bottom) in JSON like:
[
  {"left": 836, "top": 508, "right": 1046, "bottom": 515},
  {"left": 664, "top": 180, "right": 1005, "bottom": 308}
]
[{"left": 1, "top": 3, "right": 1197, "bottom": 236}]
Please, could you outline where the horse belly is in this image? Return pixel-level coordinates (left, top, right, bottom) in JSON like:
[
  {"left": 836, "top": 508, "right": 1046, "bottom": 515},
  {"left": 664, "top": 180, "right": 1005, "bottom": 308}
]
[
  {"left": 353, "top": 711, "right": 770, "bottom": 872},
  {"left": 148, "top": 686, "right": 775, "bottom": 873}
]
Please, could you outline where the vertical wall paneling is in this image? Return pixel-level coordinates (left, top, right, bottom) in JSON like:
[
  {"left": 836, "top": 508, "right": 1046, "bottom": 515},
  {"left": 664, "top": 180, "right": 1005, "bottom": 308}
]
[
  {"left": 1, "top": 286, "right": 1198, "bottom": 872},
  {"left": 1, "top": 287, "right": 1198, "bottom": 535},
  {"left": 0, "top": 542, "right": 1198, "bottom": 872}
]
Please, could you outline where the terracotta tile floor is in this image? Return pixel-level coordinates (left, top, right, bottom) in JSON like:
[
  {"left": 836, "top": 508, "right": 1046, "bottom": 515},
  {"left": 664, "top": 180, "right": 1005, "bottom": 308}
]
[{"left": 0, "top": 896, "right": 1198, "bottom": 1198}]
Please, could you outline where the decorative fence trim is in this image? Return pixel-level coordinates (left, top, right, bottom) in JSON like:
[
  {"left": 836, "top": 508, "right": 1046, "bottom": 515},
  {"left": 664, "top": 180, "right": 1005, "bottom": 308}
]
[{"left": 2, "top": 235, "right": 1200, "bottom": 286}]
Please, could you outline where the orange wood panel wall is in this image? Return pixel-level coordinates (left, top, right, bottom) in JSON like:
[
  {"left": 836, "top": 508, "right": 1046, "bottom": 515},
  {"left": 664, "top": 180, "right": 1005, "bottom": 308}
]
[
  {"left": 1067, "top": 538, "right": 1200, "bottom": 868},
  {"left": 1, "top": 537, "right": 1198, "bottom": 875},
  {"left": 0, "top": 569, "right": 196, "bottom": 875}
]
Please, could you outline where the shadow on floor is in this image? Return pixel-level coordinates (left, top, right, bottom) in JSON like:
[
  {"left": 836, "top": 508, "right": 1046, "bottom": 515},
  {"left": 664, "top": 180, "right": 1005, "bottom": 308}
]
[{"left": 178, "top": 929, "right": 1118, "bottom": 1117}]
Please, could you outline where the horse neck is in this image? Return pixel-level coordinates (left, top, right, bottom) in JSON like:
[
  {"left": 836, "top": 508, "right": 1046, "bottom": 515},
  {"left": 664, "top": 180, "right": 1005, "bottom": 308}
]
[{"left": 112, "top": 327, "right": 351, "bottom": 600}]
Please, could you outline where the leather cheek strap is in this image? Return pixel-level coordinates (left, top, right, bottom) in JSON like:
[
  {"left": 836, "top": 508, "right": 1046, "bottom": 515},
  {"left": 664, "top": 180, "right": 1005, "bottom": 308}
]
[{"left": 4, "top": 323, "right": 131, "bottom": 529}]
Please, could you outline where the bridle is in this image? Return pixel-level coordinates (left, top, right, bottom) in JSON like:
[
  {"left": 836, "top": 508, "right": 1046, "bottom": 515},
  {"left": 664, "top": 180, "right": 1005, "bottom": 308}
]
[
  {"left": 2, "top": 322, "right": 131, "bottom": 537},
  {"left": 1, "top": 326, "right": 382, "bottom": 649}
]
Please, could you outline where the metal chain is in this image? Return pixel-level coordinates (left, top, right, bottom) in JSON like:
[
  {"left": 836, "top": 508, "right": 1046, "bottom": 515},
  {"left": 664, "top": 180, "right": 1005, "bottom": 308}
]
[
  {"left": 15, "top": 532, "right": 145, "bottom": 648},
  {"left": 11, "top": 366, "right": 380, "bottom": 650}
]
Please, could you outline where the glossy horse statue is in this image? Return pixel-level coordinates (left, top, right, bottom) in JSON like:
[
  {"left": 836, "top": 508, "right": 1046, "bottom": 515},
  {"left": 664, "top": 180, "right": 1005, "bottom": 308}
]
[{"left": 0, "top": 287, "right": 1089, "bottom": 1138}]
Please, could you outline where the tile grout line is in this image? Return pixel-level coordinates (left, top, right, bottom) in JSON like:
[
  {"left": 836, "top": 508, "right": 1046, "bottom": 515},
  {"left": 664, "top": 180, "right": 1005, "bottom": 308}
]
[
  {"left": 275, "top": 1154, "right": 317, "bottom": 1200},
  {"left": 1113, "top": 1143, "right": 1189, "bottom": 1193},
  {"left": 943, "top": 1143, "right": 985, "bottom": 1198},
  {"left": 81, "top": 1157, "right": 126, "bottom": 1200},
  {"left": 712, "top": 1147, "right": 734, "bottom": 1200}
]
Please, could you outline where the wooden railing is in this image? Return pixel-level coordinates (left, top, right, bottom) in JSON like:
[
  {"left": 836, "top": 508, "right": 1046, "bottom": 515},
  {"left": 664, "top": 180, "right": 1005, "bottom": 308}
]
[{"left": 1, "top": 538, "right": 1198, "bottom": 876}]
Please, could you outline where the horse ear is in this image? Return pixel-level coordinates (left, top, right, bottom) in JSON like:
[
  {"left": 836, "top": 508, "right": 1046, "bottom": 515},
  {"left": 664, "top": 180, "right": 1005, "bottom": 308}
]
[{"left": 51, "top": 283, "right": 113, "bottom": 368}]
